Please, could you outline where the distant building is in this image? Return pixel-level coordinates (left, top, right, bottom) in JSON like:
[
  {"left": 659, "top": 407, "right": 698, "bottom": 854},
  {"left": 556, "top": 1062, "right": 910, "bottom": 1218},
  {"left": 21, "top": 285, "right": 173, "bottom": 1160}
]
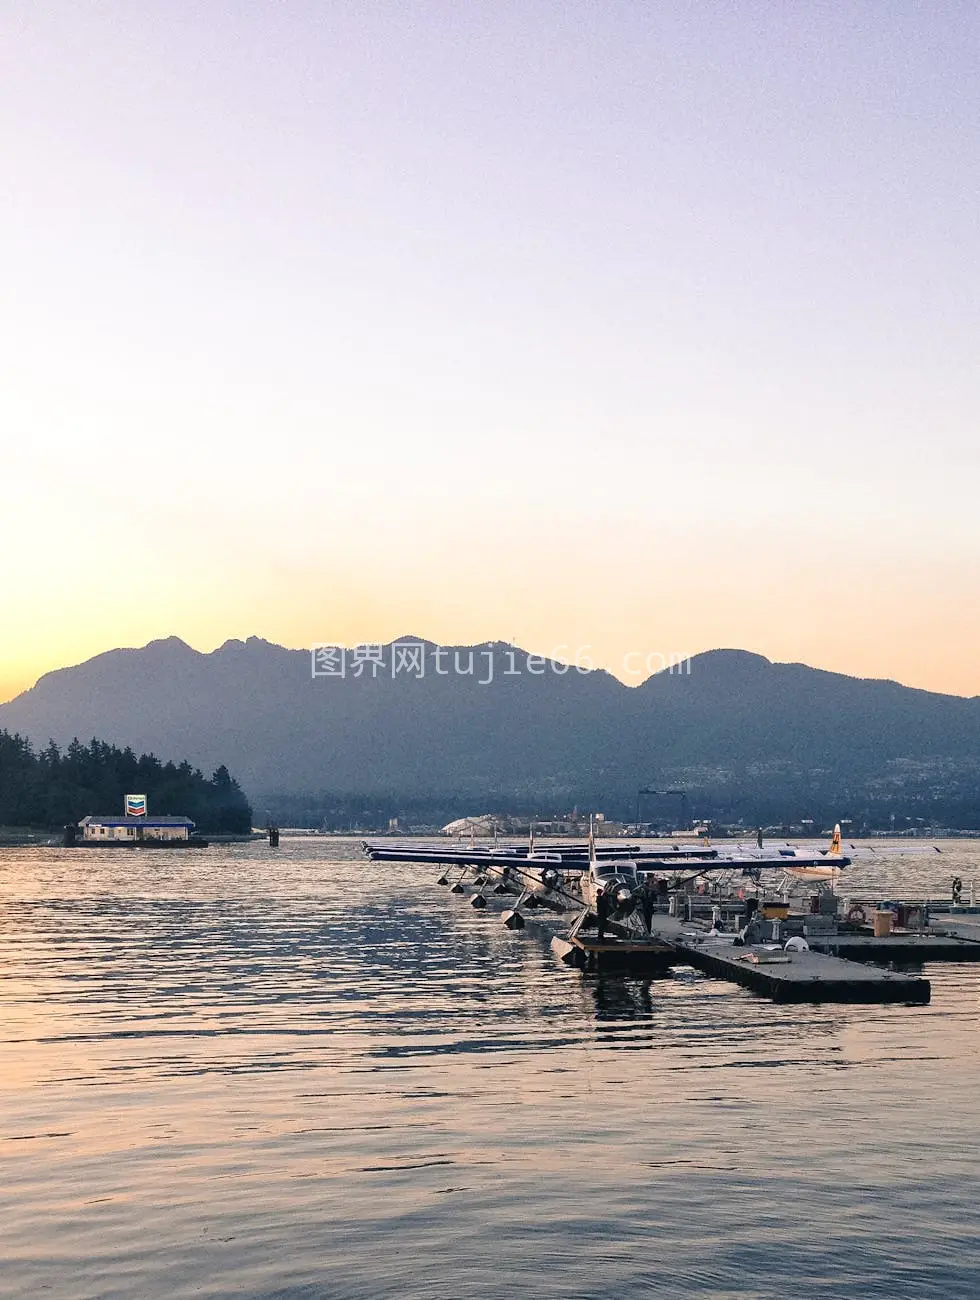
[
  {"left": 442, "top": 814, "right": 497, "bottom": 837},
  {"left": 79, "top": 815, "right": 194, "bottom": 843}
]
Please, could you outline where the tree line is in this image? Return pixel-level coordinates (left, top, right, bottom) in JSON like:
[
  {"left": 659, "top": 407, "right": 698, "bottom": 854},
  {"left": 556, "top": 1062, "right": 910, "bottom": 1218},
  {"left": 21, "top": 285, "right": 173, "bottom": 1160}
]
[{"left": 0, "top": 731, "right": 253, "bottom": 834}]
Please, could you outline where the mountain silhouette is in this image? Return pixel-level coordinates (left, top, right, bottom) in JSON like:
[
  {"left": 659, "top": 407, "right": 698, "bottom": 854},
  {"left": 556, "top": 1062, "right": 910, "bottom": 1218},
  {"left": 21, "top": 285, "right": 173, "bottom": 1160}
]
[{"left": 2, "top": 637, "right": 979, "bottom": 826}]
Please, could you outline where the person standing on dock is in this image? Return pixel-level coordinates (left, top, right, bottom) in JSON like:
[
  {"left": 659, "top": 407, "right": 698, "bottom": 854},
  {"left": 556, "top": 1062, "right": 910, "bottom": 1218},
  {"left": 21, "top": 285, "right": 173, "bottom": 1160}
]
[
  {"left": 641, "top": 876, "right": 656, "bottom": 934},
  {"left": 596, "top": 887, "right": 610, "bottom": 942}
]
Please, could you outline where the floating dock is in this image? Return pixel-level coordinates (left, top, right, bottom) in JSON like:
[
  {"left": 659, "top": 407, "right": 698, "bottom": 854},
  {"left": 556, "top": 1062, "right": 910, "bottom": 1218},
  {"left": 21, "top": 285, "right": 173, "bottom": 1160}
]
[
  {"left": 644, "top": 916, "right": 930, "bottom": 1004},
  {"left": 680, "top": 938, "right": 930, "bottom": 1003},
  {"left": 927, "top": 915, "right": 980, "bottom": 942},
  {"left": 808, "top": 931, "right": 980, "bottom": 963},
  {"left": 550, "top": 933, "right": 676, "bottom": 973}
]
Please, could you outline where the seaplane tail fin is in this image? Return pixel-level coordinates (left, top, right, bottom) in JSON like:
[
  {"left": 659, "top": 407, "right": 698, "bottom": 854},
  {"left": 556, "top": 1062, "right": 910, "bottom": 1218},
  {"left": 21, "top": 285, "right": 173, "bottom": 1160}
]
[{"left": 828, "top": 823, "right": 842, "bottom": 855}]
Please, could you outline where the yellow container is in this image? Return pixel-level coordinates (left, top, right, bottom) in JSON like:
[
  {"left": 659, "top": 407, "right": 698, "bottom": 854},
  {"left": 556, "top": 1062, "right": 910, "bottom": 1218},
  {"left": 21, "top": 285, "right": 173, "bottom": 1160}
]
[{"left": 873, "top": 909, "right": 893, "bottom": 938}]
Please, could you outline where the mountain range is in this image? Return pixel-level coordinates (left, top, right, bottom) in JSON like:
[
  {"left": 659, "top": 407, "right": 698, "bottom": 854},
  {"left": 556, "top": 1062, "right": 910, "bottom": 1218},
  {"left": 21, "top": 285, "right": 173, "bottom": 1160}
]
[{"left": 2, "top": 636, "right": 979, "bottom": 827}]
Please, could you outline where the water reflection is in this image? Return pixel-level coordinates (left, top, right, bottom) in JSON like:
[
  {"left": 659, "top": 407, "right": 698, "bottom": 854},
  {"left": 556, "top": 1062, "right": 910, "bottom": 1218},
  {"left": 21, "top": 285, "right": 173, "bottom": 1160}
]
[{"left": 0, "top": 840, "right": 979, "bottom": 1299}]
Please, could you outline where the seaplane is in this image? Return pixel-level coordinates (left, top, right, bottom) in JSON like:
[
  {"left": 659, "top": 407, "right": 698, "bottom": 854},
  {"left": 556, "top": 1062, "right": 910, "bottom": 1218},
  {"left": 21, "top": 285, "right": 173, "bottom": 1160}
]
[
  {"left": 724, "top": 824, "right": 852, "bottom": 886},
  {"left": 362, "top": 829, "right": 719, "bottom": 870},
  {"left": 476, "top": 824, "right": 571, "bottom": 909},
  {"left": 573, "top": 821, "right": 646, "bottom": 927},
  {"left": 434, "top": 824, "right": 653, "bottom": 928},
  {"left": 728, "top": 823, "right": 941, "bottom": 888},
  {"left": 366, "top": 822, "right": 716, "bottom": 918}
]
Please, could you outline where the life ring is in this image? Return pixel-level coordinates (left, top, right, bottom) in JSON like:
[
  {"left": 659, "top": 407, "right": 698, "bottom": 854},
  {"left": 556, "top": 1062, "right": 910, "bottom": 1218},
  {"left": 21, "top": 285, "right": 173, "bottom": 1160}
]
[{"left": 846, "top": 904, "right": 868, "bottom": 926}]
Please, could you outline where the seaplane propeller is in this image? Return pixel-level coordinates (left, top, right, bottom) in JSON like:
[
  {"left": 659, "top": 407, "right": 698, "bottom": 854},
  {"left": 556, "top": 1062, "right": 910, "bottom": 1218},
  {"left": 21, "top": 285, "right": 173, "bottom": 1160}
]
[
  {"left": 539, "top": 866, "right": 562, "bottom": 892},
  {"left": 598, "top": 876, "right": 640, "bottom": 918}
]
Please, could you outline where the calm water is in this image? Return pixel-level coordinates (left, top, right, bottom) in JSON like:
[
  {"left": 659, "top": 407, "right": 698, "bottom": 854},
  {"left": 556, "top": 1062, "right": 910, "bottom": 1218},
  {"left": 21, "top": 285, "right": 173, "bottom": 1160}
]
[{"left": 2, "top": 839, "right": 980, "bottom": 1299}]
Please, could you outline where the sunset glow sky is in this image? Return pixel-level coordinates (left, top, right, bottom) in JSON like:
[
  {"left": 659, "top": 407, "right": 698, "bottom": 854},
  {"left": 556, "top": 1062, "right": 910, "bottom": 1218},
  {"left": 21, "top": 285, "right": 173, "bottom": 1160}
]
[{"left": 3, "top": 3, "right": 979, "bottom": 703}]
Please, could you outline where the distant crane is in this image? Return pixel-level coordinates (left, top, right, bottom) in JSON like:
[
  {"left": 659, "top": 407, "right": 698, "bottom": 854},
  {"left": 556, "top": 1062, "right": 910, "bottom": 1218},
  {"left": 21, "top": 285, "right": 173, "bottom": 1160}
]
[{"left": 635, "top": 788, "right": 689, "bottom": 833}]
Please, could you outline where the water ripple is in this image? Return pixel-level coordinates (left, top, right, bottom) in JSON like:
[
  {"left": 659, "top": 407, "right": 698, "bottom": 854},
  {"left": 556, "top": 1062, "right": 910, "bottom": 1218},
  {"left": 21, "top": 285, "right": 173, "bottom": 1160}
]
[{"left": 1, "top": 839, "right": 980, "bottom": 1298}]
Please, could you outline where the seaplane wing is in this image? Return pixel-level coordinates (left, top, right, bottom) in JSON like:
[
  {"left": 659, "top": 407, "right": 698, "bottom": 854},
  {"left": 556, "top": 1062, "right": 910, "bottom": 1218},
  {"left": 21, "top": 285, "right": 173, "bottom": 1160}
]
[
  {"left": 659, "top": 853, "right": 851, "bottom": 882},
  {"left": 844, "top": 843, "right": 942, "bottom": 856},
  {"left": 710, "top": 851, "right": 850, "bottom": 871},
  {"left": 362, "top": 840, "right": 719, "bottom": 867}
]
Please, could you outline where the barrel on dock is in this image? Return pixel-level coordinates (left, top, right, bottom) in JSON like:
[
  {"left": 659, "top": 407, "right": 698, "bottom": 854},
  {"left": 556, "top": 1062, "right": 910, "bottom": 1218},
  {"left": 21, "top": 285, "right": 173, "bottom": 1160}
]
[{"left": 873, "top": 909, "right": 893, "bottom": 937}]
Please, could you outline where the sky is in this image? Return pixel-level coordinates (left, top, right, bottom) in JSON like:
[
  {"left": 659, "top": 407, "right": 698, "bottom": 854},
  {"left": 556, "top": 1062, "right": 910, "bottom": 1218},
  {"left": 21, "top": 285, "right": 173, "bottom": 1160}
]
[{"left": 2, "top": 2, "right": 979, "bottom": 703}]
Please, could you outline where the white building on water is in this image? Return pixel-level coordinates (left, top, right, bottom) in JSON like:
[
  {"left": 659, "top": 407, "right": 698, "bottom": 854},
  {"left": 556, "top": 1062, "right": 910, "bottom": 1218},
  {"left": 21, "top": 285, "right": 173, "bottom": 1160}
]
[{"left": 79, "top": 814, "right": 195, "bottom": 843}]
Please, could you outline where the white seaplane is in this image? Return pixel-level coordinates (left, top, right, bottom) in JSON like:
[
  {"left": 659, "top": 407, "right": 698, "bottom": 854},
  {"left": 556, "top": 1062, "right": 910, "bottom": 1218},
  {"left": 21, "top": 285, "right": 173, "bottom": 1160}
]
[{"left": 729, "top": 824, "right": 941, "bottom": 886}]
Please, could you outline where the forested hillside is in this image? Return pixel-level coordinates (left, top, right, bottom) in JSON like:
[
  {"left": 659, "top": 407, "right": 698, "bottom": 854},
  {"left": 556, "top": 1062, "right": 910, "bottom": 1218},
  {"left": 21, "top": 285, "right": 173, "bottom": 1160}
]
[{"left": 0, "top": 731, "right": 252, "bottom": 833}]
